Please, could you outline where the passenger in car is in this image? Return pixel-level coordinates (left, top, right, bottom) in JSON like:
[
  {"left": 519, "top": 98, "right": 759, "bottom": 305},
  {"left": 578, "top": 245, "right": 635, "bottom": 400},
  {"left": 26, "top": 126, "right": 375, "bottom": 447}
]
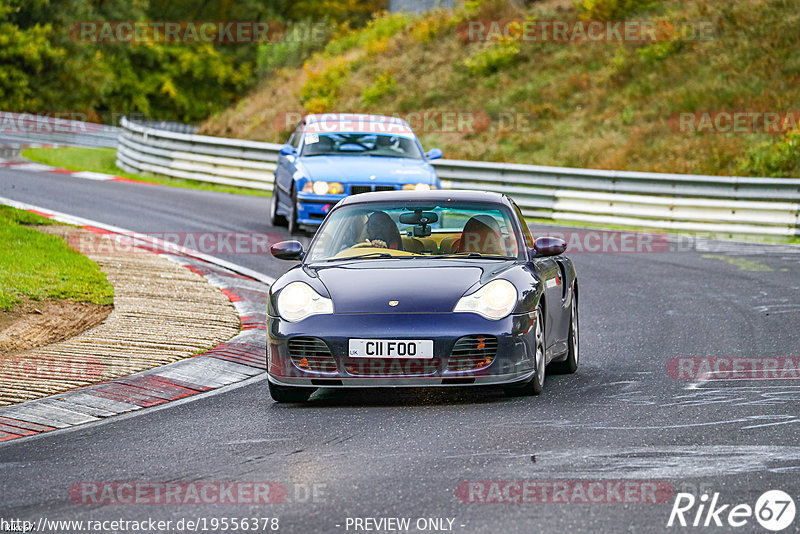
[{"left": 455, "top": 215, "right": 505, "bottom": 254}]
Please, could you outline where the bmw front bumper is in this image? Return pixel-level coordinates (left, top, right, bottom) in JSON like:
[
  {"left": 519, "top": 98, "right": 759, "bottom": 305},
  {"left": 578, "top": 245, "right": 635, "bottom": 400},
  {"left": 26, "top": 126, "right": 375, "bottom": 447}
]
[{"left": 295, "top": 192, "right": 345, "bottom": 227}]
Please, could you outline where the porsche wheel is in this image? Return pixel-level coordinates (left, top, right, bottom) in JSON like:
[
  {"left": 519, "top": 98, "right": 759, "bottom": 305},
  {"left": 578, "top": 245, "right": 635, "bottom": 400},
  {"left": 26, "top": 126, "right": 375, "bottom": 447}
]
[
  {"left": 550, "top": 293, "right": 579, "bottom": 375},
  {"left": 504, "top": 306, "right": 545, "bottom": 396}
]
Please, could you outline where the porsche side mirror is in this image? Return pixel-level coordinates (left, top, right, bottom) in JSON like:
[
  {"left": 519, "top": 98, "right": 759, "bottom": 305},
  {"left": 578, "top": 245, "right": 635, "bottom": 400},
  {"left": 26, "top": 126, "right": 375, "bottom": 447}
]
[
  {"left": 533, "top": 236, "right": 567, "bottom": 256},
  {"left": 279, "top": 144, "right": 297, "bottom": 156},
  {"left": 271, "top": 240, "right": 305, "bottom": 260},
  {"left": 426, "top": 148, "right": 443, "bottom": 160}
]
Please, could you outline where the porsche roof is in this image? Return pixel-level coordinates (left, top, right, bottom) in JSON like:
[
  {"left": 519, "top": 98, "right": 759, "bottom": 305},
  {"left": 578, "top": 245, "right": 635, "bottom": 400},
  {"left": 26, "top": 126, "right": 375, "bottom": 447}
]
[{"left": 337, "top": 189, "right": 510, "bottom": 206}]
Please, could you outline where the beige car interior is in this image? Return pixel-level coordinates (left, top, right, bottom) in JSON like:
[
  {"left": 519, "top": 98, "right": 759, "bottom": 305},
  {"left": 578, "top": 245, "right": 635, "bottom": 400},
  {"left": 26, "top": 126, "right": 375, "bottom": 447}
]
[{"left": 338, "top": 212, "right": 512, "bottom": 255}]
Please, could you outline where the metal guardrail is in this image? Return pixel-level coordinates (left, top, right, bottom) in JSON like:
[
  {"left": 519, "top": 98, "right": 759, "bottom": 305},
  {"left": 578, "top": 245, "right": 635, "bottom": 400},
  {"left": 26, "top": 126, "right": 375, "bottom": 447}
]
[
  {"left": 135, "top": 120, "right": 199, "bottom": 135},
  {"left": 433, "top": 160, "right": 800, "bottom": 236},
  {"left": 0, "top": 112, "right": 119, "bottom": 148},
  {"left": 117, "top": 117, "right": 280, "bottom": 190},
  {"left": 116, "top": 117, "right": 800, "bottom": 236}
]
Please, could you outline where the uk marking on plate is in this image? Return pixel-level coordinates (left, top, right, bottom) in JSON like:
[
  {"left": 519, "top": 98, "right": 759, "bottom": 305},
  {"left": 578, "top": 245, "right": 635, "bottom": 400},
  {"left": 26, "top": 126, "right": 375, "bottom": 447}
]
[{"left": 348, "top": 339, "right": 434, "bottom": 359}]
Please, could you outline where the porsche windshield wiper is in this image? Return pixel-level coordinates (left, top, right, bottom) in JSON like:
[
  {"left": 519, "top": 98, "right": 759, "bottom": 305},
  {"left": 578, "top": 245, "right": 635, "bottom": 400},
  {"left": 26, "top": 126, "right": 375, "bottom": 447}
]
[
  {"left": 316, "top": 252, "right": 395, "bottom": 263},
  {"left": 428, "top": 252, "right": 516, "bottom": 260}
]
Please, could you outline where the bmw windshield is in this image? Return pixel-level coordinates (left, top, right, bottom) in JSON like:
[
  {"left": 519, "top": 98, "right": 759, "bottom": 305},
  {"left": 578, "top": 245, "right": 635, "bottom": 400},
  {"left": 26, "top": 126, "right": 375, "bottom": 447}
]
[{"left": 300, "top": 132, "right": 424, "bottom": 160}]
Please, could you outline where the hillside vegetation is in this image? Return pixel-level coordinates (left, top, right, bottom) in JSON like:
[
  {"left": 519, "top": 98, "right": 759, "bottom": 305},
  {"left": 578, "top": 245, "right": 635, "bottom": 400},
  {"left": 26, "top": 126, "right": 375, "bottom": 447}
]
[{"left": 202, "top": 0, "right": 800, "bottom": 178}]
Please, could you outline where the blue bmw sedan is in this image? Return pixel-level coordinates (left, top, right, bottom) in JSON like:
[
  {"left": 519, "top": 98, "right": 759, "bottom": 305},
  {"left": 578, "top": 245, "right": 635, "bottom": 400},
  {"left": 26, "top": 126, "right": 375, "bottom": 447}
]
[
  {"left": 267, "top": 190, "right": 579, "bottom": 403},
  {"left": 270, "top": 113, "right": 443, "bottom": 234}
]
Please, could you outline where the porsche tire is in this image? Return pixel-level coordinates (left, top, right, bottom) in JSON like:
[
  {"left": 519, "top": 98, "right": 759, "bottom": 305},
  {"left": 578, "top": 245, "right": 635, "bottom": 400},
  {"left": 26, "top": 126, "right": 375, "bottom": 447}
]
[
  {"left": 550, "top": 292, "right": 579, "bottom": 375},
  {"left": 504, "top": 306, "right": 545, "bottom": 396}
]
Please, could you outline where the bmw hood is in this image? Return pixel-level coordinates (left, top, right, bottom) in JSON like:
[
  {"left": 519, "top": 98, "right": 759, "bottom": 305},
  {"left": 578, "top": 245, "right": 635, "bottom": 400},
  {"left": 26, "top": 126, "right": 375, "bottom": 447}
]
[
  {"left": 312, "top": 261, "right": 513, "bottom": 314},
  {"left": 298, "top": 156, "right": 436, "bottom": 185}
]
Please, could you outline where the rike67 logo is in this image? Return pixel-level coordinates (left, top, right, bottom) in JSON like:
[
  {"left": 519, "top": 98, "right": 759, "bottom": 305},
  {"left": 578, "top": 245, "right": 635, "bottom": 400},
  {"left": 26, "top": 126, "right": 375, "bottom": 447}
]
[{"left": 667, "top": 490, "right": 796, "bottom": 531}]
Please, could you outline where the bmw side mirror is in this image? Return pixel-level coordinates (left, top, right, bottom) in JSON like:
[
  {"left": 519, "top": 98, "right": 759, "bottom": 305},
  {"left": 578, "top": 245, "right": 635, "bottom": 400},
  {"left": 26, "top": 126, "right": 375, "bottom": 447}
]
[
  {"left": 425, "top": 148, "right": 443, "bottom": 160},
  {"left": 271, "top": 240, "right": 305, "bottom": 260},
  {"left": 533, "top": 236, "right": 567, "bottom": 257},
  {"left": 279, "top": 144, "right": 296, "bottom": 156}
]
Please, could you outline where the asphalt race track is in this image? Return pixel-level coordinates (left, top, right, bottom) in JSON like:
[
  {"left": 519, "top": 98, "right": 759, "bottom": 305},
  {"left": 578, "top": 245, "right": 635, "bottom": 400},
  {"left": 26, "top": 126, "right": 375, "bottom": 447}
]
[{"left": 2, "top": 168, "right": 800, "bottom": 533}]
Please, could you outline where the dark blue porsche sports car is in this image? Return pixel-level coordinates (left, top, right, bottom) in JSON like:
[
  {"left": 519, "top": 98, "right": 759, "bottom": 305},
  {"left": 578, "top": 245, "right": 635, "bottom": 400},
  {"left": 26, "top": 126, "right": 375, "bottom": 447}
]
[
  {"left": 267, "top": 190, "right": 579, "bottom": 403},
  {"left": 269, "top": 113, "right": 442, "bottom": 234}
]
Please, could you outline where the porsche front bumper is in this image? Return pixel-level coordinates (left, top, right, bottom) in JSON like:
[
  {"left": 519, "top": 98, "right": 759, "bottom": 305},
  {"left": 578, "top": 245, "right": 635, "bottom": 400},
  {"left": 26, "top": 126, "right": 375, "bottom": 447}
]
[{"left": 266, "top": 311, "right": 538, "bottom": 388}]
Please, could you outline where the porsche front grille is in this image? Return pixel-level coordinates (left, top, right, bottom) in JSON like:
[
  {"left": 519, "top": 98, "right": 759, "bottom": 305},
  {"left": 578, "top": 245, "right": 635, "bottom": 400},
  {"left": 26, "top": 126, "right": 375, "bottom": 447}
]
[
  {"left": 287, "top": 337, "right": 337, "bottom": 373},
  {"left": 446, "top": 335, "right": 498, "bottom": 371},
  {"left": 344, "top": 358, "right": 439, "bottom": 377}
]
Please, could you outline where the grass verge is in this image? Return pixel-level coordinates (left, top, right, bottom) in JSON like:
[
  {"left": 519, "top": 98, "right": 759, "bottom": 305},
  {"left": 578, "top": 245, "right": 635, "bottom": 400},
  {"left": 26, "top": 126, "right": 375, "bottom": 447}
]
[
  {"left": 0, "top": 205, "right": 114, "bottom": 311},
  {"left": 21, "top": 147, "right": 271, "bottom": 197}
]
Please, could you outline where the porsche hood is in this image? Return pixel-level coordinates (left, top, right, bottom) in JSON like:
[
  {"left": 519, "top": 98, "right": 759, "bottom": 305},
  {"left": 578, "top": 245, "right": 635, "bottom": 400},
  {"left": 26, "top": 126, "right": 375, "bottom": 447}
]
[{"left": 312, "top": 261, "right": 513, "bottom": 314}]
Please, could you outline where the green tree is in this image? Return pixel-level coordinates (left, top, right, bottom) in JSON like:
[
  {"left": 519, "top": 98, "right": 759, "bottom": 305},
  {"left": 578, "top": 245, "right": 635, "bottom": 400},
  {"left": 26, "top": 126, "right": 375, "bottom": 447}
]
[{"left": 0, "top": 0, "right": 385, "bottom": 122}]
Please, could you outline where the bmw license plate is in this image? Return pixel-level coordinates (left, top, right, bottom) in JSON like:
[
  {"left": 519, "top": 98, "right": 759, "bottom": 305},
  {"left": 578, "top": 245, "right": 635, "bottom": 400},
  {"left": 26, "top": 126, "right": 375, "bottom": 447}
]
[{"left": 348, "top": 339, "right": 433, "bottom": 359}]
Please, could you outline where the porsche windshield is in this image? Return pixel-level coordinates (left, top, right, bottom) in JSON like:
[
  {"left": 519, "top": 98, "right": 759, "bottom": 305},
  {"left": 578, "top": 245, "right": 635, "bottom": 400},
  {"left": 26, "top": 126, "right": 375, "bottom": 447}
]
[
  {"left": 300, "top": 133, "right": 424, "bottom": 159},
  {"left": 306, "top": 202, "right": 522, "bottom": 262}
]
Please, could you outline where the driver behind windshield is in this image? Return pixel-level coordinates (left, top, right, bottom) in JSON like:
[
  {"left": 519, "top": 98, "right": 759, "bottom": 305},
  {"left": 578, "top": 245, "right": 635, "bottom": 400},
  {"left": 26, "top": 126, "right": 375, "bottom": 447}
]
[
  {"left": 373, "top": 135, "right": 406, "bottom": 157},
  {"left": 363, "top": 211, "right": 402, "bottom": 250}
]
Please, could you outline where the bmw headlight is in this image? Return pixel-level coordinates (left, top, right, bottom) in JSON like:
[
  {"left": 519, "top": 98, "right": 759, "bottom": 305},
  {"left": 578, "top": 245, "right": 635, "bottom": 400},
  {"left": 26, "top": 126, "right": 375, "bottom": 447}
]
[
  {"left": 302, "top": 181, "right": 344, "bottom": 195},
  {"left": 277, "top": 281, "right": 333, "bottom": 322},
  {"left": 454, "top": 279, "right": 517, "bottom": 320}
]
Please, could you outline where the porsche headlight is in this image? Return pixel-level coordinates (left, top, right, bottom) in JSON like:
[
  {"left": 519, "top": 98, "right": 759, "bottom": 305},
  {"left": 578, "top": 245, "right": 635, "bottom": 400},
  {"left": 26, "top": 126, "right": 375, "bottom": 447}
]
[
  {"left": 303, "top": 181, "right": 344, "bottom": 195},
  {"left": 454, "top": 279, "right": 517, "bottom": 320},
  {"left": 277, "top": 281, "right": 333, "bottom": 322}
]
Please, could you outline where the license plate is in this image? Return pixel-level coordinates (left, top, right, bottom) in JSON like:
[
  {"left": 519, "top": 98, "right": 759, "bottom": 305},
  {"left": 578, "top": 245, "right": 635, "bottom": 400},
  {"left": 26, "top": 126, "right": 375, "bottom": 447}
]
[{"left": 348, "top": 339, "right": 433, "bottom": 359}]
